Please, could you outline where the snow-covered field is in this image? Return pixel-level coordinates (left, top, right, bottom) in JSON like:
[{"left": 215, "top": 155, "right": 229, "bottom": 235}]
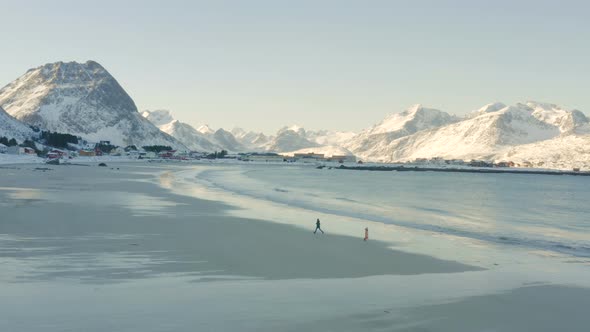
[
  {"left": 0, "top": 153, "right": 43, "bottom": 165},
  {"left": 1, "top": 163, "right": 589, "bottom": 331}
]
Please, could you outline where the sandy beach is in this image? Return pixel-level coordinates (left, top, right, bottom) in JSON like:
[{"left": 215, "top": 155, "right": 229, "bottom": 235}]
[{"left": 1, "top": 162, "right": 589, "bottom": 331}]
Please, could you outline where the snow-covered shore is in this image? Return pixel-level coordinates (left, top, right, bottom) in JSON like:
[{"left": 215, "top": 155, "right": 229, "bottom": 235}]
[
  {"left": 0, "top": 154, "right": 44, "bottom": 165},
  {"left": 3, "top": 152, "right": 589, "bottom": 175}
]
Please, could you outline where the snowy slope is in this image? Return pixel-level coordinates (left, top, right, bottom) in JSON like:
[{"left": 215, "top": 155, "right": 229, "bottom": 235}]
[
  {"left": 0, "top": 106, "right": 36, "bottom": 142},
  {"left": 376, "top": 103, "right": 565, "bottom": 162},
  {"left": 0, "top": 61, "right": 184, "bottom": 148},
  {"left": 345, "top": 104, "right": 458, "bottom": 160},
  {"left": 498, "top": 134, "right": 590, "bottom": 170}
]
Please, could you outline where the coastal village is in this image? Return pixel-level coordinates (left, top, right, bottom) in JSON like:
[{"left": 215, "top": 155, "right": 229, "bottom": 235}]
[{"left": 1, "top": 132, "right": 571, "bottom": 171}]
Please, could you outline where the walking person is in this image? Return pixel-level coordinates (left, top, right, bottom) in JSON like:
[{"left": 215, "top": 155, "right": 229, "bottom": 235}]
[
  {"left": 364, "top": 227, "right": 369, "bottom": 241},
  {"left": 314, "top": 218, "right": 324, "bottom": 234}
]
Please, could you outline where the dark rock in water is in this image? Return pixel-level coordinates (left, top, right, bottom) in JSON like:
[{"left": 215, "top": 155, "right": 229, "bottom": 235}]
[
  {"left": 45, "top": 159, "right": 60, "bottom": 165},
  {"left": 98, "top": 163, "right": 107, "bottom": 167}
]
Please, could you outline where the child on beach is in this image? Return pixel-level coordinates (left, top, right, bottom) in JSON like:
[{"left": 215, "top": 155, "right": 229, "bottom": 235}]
[{"left": 364, "top": 227, "right": 369, "bottom": 241}]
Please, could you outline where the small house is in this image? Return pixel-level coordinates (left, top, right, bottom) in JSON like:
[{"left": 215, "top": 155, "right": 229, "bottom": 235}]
[
  {"left": 0, "top": 143, "right": 7, "bottom": 154},
  {"left": 49, "top": 149, "right": 67, "bottom": 157},
  {"left": 158, "top": 150, "right": 176, "bottom": 159},
  {"left": 79, "top": 150, "right": 96, "bottom": 157}
]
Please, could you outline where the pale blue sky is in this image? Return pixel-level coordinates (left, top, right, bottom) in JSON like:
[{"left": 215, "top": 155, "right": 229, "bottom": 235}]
[{"left": 2, "top": 0, "right": 589, "bottom": 133}]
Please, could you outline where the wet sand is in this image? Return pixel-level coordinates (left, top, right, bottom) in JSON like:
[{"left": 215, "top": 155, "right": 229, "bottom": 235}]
[
  {"left": 1, "top": 162, "right": 589, "bottom": 331},
  {"left": 0, "top": 163, "right": 478, "bottom": 283}
]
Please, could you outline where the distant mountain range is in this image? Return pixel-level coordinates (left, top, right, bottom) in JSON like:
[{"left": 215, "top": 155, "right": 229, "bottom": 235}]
[
  {"left": 141, "top": 111, "right": 355, "bottom": 155},
  {"left": 1, "top": 60, "right": 589, "bottom": 169},
  {"left": 369, "top": 102, "right": 589, "bottom": 165}
]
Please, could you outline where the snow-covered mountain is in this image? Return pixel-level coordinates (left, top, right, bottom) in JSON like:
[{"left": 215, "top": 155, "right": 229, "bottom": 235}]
[
  {"left": 231, "top": 127, "right": 270, "bottom": 150},
  {"left": 197, "top": 125, "right": 215, "bottom": 135},
  {"left": 185, "top": 124, "right": 248, "bottom": 152},
  {"left": 0, "top": 61, "right": 184, "bottom": 148},
  {"left": 259, "top": 125, "right": 356, "bottom": 153},
  {"left": 161, "top": 121, "right": 221, "bottom": 151},
  {"left": 306, "top": 130, "right": 356, "bottom": 147},
  {"left": 142, "top": 110, "right": 220, "bottom": 151},
  {"left": 140, "top": 110, "right": 254, "bottom": 152},
  {"left": 468, "top": 102, "right": 507, "bottom": 118},
  {"left": 370, "top": 102, "right": 584, "bottom": 163},
  {"left": 526, "top": 101, "right": 589, "bottom": 133},
  {"left": 197, "top": 125, "right": 248, "bottom": 151},
  {"left": 2, "top": 61, "right": 585, "bottom": 170},
  {"left": 345, "top": 104, "right": 459, "bottom": 160},
  {"left": 263, "top": 127, "right": 320, "bottom": 152},
  {"left": 0, "top": 106, "right": 36, "bottom": 142},
  {"left": 210, "top": 128, "right": 245, "bottom": 152}
]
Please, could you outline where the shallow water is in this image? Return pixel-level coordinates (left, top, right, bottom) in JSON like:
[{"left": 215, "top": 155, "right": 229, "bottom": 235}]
[{"left": 194, "top": 164, "right": 590, "bottom": 258}]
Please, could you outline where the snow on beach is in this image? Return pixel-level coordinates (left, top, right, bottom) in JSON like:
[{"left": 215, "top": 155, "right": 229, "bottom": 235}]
[{"left": 0, "top": 153, "right": 43, "bottom": 165}]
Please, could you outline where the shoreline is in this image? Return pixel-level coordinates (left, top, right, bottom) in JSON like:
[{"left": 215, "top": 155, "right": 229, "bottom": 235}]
[
  {"left": 4, "top": 152, "right": 589, "bottom": 175},
  {"left": 335, "top": 164, "right": 590, "bottom": 176}
]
